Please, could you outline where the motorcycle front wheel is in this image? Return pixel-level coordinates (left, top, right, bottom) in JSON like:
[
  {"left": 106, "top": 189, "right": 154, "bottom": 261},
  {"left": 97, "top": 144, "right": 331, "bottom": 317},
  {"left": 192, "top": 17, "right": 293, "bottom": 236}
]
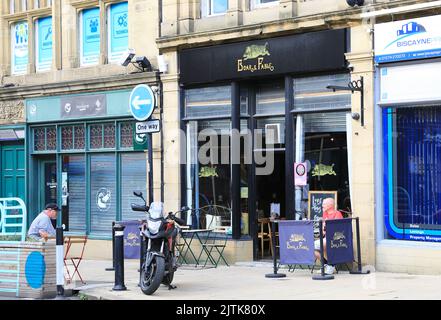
[{"left": 140, "top": 255, "right": 165, "bottom": 295}]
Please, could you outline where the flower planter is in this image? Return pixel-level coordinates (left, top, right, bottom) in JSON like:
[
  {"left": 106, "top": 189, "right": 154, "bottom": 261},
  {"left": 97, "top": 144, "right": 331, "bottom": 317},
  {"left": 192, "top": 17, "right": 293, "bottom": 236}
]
[{"left": 0, "top": 241, "right": 56, "bottom": 299}]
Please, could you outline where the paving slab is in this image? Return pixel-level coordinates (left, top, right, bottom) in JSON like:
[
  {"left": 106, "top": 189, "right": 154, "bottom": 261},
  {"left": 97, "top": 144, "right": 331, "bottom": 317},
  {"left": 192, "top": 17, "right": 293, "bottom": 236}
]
[{"left": 67, "top": 260, "right": 441, "bottom": 300}]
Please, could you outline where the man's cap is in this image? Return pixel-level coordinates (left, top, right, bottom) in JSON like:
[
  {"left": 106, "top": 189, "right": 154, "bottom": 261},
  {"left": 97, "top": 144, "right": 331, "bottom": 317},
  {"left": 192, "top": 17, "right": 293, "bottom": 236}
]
[{"left": 45, "top": 203, "right": 59, "bottom": 211}]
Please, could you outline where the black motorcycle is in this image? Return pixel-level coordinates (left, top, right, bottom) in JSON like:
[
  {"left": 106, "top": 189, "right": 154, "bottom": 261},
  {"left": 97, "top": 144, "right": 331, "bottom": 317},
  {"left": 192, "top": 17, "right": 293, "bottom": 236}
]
[{"left": 131, "top": 191, "right": 188, "bottom": 295}]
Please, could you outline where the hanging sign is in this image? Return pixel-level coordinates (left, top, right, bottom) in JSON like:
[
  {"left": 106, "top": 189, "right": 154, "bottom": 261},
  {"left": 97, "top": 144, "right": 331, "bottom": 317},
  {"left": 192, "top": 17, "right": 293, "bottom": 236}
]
[
  {"left": 108, "top": 1, "right": 128, "bottom": 63},
  {"left": 36, "top": 16, "right": 53, "bottom": 72},
  {"left": 279, "top": 220, "right": 315, "bottom": 265},
  {"left": 11, "top": 21, "right": 28, "bottom": 75},
  {"left": 325, "top": 218, "right": 354, "bottom": 265},
  {"left": 81, "top": 7, "right": 100, "bottom": 66},
  {"left": 294, "top": 162, "right": 307, "bottom": 186}
]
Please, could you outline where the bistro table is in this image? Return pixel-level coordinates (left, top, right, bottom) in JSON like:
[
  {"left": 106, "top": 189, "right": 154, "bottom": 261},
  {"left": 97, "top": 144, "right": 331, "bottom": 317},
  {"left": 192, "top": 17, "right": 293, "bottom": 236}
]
[{"left": 179, "top": 229, "right": 214, "bottom": 267}]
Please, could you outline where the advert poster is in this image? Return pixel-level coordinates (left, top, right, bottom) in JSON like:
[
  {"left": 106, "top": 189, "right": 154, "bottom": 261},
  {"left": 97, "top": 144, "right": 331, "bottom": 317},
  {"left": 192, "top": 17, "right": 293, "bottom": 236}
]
[
  {"left": 294, "top": 162, "right": 307, "bottom": 186},
  {"left": 108, "top": 1, "right": 128, "bottom": 63},
  {"left": 12, "top": 21, "right": 28, "bottom": 75},
  {"left": 36, "top": 16, "right": 53, "bottom": 72},
  {"left": 81, "top": 7, "right": 100, "bottom": 66}
]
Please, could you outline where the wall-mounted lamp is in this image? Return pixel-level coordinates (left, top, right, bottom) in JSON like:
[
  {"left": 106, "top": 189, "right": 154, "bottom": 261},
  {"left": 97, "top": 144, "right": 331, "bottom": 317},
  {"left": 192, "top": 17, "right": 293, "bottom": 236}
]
[{"left": 327, "top": 76, "right": 365, "bottom": 126}]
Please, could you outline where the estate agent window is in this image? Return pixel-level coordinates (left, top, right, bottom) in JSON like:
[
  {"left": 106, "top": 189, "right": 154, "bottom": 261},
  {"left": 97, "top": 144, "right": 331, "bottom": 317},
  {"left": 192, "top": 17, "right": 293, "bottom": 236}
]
[
  {"left": 79, "top": 7, "right": 100, "bottom": 67},
  {"left": 107, "top": 1, "right": 129, "bottom": 64}
]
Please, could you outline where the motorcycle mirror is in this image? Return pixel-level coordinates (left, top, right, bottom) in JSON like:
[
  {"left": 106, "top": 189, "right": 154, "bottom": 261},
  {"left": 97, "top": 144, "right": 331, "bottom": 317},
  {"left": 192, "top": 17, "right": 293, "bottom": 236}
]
[
  {"left": 133, "top": 191, "right": 143, "bottom": 198},
  {"left": 181, "top": 206, "right": 190, "bottom": 211}
]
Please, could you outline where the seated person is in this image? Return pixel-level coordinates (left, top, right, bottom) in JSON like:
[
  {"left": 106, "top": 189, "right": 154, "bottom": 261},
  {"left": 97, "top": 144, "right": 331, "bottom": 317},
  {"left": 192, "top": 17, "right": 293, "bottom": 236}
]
[
  {"left": 27, "top": 203, "right": 59, "bottom": 241},
  {"left": 314, "top": 198, "right": 343, "bottom": 275}
]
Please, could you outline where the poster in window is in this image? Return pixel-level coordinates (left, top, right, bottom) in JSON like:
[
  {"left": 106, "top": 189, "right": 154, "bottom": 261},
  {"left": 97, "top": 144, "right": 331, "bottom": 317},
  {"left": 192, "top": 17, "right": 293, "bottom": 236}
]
[
  {"left": 81, "top": 7, "right": 100, "bottom": 67},
  {"left": 11, "top": 21, "right": 28, "bottom": 75},
  {"left": 108, "top": 2, "right": 128, "bottom": 63},
  {"left": 36, "top": 16, "right": 53, "bottom": 72}
]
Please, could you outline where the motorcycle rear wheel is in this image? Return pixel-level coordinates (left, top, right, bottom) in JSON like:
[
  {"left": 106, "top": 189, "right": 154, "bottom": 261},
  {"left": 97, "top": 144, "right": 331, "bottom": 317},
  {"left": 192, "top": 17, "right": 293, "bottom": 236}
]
[{"left": 140, "top": 256, "right": 165, "bottom": 295}]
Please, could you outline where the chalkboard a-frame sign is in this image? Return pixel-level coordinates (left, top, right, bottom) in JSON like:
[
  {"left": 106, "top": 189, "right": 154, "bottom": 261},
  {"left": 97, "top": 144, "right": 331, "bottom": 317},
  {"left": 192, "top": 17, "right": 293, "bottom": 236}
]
[{"left": 308, "top": 191, "right": 338, "bottom": 221}]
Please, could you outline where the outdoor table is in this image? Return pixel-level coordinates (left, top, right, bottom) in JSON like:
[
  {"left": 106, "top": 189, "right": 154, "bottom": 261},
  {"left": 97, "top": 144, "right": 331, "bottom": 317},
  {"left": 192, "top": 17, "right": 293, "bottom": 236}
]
[{"left": 180, "top": 229, "right": 214, "bottom": 267}]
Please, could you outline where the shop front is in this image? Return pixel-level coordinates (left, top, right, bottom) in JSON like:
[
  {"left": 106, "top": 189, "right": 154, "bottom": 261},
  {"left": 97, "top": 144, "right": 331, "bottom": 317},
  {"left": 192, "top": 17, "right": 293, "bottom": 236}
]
[
  {"left": 179, "top": 29, "right": 353, "bottom": 260},
  {"left": 375, "top": 14, "right": 441, "bottom": 273},
  {"left": 26, "top": 89, "right": 150, "bottom": 239}
]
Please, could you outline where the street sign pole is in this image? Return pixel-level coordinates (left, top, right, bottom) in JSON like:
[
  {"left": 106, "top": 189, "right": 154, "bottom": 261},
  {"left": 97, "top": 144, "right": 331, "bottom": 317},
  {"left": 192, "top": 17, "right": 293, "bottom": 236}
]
[{"left": 148, "top": 133, "right": 154, "bottom": 204}]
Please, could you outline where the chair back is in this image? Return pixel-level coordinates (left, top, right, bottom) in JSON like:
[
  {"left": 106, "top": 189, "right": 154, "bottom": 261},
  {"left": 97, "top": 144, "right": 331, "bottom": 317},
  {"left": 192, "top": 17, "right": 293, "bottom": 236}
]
[{"left": 64, "top": 236, "right": 88, "bottom": 259}]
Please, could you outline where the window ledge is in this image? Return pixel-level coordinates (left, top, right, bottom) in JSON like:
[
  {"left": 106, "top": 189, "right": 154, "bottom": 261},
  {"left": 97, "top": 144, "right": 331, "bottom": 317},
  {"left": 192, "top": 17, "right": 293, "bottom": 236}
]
[{"left": 377, "top": 239, "right": 441, "bottom": 250}]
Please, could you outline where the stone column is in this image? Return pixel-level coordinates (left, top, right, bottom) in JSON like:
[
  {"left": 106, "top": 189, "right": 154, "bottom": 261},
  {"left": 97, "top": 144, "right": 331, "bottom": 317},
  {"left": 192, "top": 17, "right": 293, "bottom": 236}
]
[
  {"left": 345, "top": 24, "right": 376, "bottom": 268},
  {"left": 161, "top": 51, "right": 181, "bottom": 212},
  {"left": 99, "top": 0, "right": 107, "bottom": 65},
  {"left": 27, "top": 16, "right": 36, "bottom": 74},
  {"left": 161, "top": 0, "right": 179, "bottom": 36},
  {"left": 226, "top": 0, "right": 242, "bottom": 28},
  {"left": 178, "top": 0, "right": 194, "bottom": 34},
  {"left": 52, "top": 0, "right": 61, "bottom": 70},
  {"left": 279, "top": 0, "right": 297, "bottom": 20}
]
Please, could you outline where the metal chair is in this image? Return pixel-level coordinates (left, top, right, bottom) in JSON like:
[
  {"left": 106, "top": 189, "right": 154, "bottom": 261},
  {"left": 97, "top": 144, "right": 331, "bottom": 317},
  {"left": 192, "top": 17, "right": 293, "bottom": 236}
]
[
  {"left": 201, "top": 227, "right": 229, "bottom": 267},
  {"left": 64, "top": 235, "right": 88, "bottom": 284}
]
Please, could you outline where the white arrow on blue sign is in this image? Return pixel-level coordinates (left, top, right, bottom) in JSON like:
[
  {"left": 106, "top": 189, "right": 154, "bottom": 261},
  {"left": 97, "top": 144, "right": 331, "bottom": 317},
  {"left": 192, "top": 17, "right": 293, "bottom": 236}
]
[{"left": 129, "top": 84, "right": 156, "bottom": 121}]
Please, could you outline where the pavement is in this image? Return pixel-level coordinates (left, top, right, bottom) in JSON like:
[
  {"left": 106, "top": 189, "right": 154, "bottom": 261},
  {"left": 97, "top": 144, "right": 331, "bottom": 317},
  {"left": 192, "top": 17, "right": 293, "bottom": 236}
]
[{"left": 67, "top": 260, "right": 441, "bottom": 300}]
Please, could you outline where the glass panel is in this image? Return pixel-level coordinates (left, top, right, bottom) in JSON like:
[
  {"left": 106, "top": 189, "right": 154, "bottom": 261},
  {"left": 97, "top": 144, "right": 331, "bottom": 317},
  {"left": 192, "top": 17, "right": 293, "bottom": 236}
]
[
  {"left": 74, "top": 125, "right": 85, "bottom": 149},
  {"left": 62, "top": 155, "right": 86, "bottom": 233},
  {"left": 212, "top": 0, "right": 228, "bottom": 14},
  {"left": 293, "top": 74, "right": 351, "bottom": 112},
  {"left": 90, "top": 154, "right": 116, "bottom": 237},
  {"left": 103, "top": 123, "right": 116, "bottom": 148},
  {"left": 121, "top": 153, "right": 147, "bottom": 221},
  {"left": 303, "top": 111, "right": 347, "bottom": 133},
  {"left": 46, "top": 127, "right": 57, "bottom": 150},
  {"left": 90, "top": 124, "right": 103, "bottom": 149},
  {"left": 256, "top": 81, "right": 285, "bottom": 115},
  {"left": 185, "top": 86, "right": 231, "bottom": 118},
  {"left": 120, "top": 122, "right": 133, "bottom": 148},
  {"left": 34, "top": 128, "right": 45, "bottom": 151},
  {"left": 61, "top": 126, "right": 74, "bottom": 150},
  {"left": 385, "top": 106, "right": 441, "bottom": 240},
  {"left": 255, "top": 117, "right": 285, "bottom": 148}
]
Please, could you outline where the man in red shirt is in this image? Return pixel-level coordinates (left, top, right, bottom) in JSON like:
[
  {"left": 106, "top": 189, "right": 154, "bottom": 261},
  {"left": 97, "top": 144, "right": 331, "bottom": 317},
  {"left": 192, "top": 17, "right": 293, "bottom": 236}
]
[{"left": 314, "top": 198, "right": 343, "bottom": 274}]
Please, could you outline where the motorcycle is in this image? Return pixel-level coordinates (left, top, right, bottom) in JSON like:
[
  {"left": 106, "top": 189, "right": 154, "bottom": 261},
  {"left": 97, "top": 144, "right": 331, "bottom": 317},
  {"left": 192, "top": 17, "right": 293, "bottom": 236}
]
[{"left": 131, "top": 191, "right": 188, "bottom": 295}]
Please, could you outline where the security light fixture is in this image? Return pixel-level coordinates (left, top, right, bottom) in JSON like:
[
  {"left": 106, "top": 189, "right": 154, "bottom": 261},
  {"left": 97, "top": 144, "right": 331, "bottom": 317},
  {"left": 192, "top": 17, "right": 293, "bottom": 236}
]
[
  {"left": 120, "top": 48, "right": 136, "bottom": 67},
  {"left": 134, "top": 56, "right": 152, "bottom": 72},
  {"left": 346, "top": 0, "right": 364, "bottom": 7},
  {"left": 327, "top": 77, "right": 365, "bottom": 126}
]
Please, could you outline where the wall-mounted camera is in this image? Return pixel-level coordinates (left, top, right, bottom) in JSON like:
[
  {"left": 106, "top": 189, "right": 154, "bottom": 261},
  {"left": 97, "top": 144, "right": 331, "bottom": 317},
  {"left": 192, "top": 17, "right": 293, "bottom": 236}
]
[{"left": 346, "top": 0, "right": 364, "bottom": 7}]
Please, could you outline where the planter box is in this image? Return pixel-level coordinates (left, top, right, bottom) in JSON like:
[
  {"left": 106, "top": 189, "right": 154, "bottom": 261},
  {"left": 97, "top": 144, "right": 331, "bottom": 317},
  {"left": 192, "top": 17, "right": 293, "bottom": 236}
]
[{"left": 0, "top": 241, "right": 56, "bottom": 299}]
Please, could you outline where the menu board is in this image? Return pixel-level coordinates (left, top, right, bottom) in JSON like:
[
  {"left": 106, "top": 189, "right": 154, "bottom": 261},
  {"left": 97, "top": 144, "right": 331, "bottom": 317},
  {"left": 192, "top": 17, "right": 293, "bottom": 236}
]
[{"left": 308, "top": 191, "right": 337, "bottom": 221}]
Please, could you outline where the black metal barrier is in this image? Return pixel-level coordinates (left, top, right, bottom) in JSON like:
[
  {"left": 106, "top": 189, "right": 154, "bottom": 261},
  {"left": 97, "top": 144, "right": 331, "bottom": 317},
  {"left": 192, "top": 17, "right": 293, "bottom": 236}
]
[
  {"left": 265, "top": 220, "right": 286, "bottom": 278},
  {"left": 112, "top": 223, "right": 127, "bottom": 291},
  {"left": 265, "top": 217, "right": 370, "bottom": 280}
]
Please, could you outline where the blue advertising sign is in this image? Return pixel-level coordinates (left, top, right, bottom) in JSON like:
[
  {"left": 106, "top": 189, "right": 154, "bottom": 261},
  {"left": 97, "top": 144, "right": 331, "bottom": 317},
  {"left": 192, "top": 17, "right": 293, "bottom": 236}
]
[
  {"left": 81, "top": 7, "right": 100, "bottom": 66},
  {"left": 121, "top": 220, "right": 142, "bottom": 259},
  {"left": 129, "top": 84, "right": 156, "bottom": 121},
  {"left": 36, "top": 16, "right": 53, "bottom": 72},
  {"left": 375, "top": 15, "right": 441, "bottom": 63},
  {"left": 279, "top": 220, "right": 315, "bottom": 265},
  {"left": 108, "top": 2, "right": 128, "bottom": 63},
  {"left": 11, "top": 21, "right": 28, "bottom": 75},
  {"left": 325, "top": 218, "right": 354, "bottom": 265}
]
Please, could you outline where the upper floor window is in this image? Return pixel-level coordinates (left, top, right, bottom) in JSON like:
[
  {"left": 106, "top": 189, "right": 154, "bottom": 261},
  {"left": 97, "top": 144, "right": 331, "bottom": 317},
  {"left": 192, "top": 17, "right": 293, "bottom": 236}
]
[
  {"left": 21, "top": 0, "right": 27, "bottom": 11},
  {"left": 79, "top": 7, "right": 100, "bottom": 67},
  {"left": 107, "top": 2, "right": 128, "bottom": 64},
  {"left": 201, "top": 0, "right": 228, "bottom": 17},
  {"left": 35, "top": 16, "right": 53, "bottom": 72},
  {"left": 11, "top": 21, "right": 29, "bottom": 75},
  {"left": 10, "top": 0, "right": 15, "bottom": 14},
  {"left": 251, "top": 0, "right": 278, "bottom": 9},
  {"left": 34, "top": 0, "right": 39, "bottom": 9}
]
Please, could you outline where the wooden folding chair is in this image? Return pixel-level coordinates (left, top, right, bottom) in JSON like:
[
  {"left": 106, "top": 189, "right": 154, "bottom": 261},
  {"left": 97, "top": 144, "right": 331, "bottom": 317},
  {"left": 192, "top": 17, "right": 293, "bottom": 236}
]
[{"left": 64, "top": 236, "right": 88, "bottom": 284}]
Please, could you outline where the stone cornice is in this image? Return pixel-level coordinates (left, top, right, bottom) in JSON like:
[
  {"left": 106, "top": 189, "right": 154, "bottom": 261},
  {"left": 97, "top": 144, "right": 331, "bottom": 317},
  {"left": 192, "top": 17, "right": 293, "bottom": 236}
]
[
  {"left": 0, "top": 71, "right": 160, "bottom": 101},
  {"left": 156, "top": 0, "right": 439, "bottom": 51}
]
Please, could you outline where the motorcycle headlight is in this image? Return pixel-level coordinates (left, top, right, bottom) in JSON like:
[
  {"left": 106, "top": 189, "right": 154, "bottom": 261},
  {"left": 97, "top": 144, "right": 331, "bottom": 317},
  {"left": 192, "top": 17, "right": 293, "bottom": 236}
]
[{"left": 148, "top": 220, "right": 162, "bottom": 234}]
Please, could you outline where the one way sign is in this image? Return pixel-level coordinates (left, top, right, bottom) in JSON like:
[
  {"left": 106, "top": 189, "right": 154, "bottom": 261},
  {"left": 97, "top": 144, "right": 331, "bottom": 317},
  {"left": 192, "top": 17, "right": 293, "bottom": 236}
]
[{"left": 136, "top": 120, "right": 161, "bottom": 134}]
